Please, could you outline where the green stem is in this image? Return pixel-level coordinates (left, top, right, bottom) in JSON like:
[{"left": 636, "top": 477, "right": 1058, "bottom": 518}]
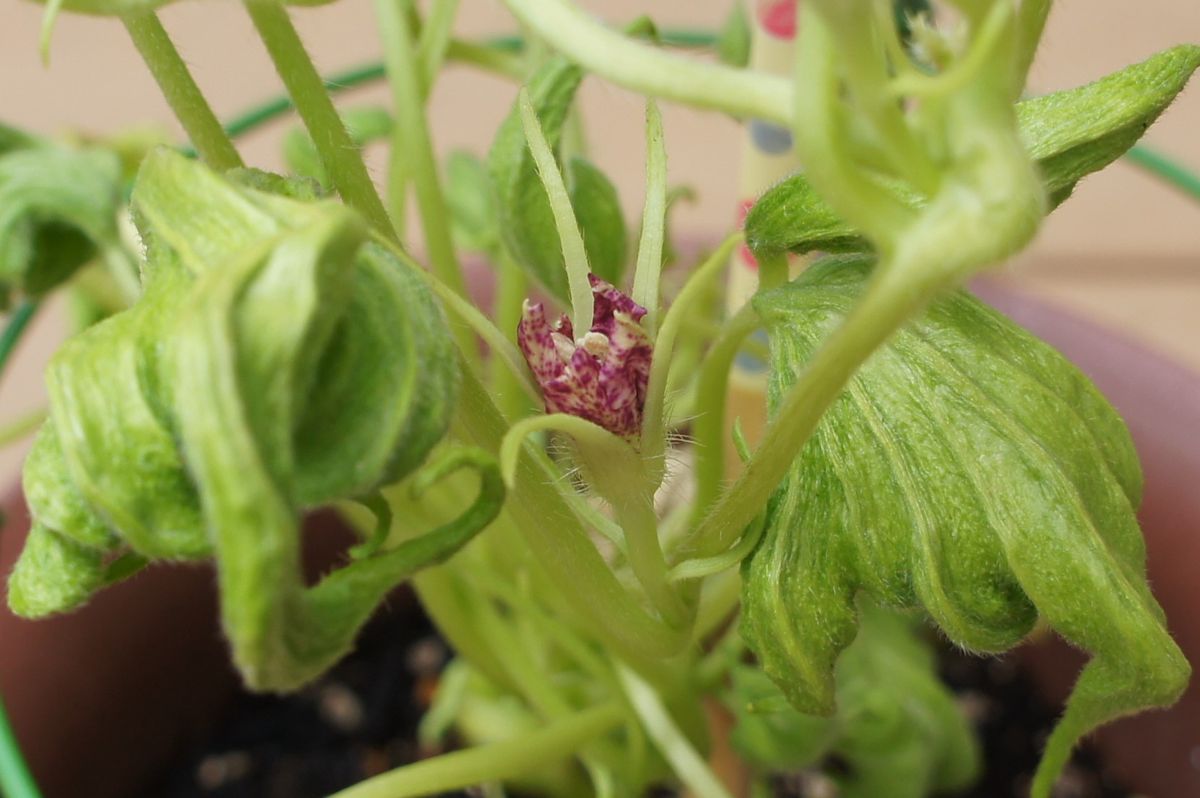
[
  {"left": 121, "top": 12, "right": 243, "bottom": 170},
  {"left": 1013, "top": 0, "right": 1052, "bottom": 100},
  {"left": 0, "top": 407, "right": 47, "bottom": 448},
  {"left": 612, "top": 490, "right": 688, "bottom": 627},
  {"left": 688, "top": 302, "right": 762, "bottom": 527},
  {"left": 0, "top": 692, "right": 42, "bottom": 798},
  {"left": 445, "top": 39, "right": 527, "bottom": 79},
  {"left": 330, "top": 703, "right": 624, "bottom": 798},
  {"left": 616, "top": 665, "right": 733, "bottom": 798},
  {"left": 243, "top": 0, "right": 394, "bottom": 238},
  {"left": 0, "top": 302, "right": 39, "bottom": 384},
  {"left": 417, "top": 0, "right": 461, "bottom": 83},
  {"left": 640, "top": 235, "right": 740, "bottom": 469},
  {"left": 492, "top": 253, "right": 533, "bottom": 421},
  {"left": 455, "top": 366, "right": 691, "bottom": 663},
  {"left": 375, "top": 0, "right": 473, "bottom": 317},
  {"left": 502, "top": 0, "right": 791, "bottom": 124},
  {"left": 631, "top": 100, "right": 667, "bottom": 333}
]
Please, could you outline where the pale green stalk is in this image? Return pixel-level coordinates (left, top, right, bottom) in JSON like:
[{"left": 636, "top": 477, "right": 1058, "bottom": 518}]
[
  {"left": 688, "top": 303, "right": 760, "bottom": 525},
  {"left": 499, "top": 414, "right": 686, "bottom": 627},
  {"left": 1014, "top": 0, "right": 1053, "bottom": 99},
  {"left": 243, "top": 0, "right": 393, "bottom": 237},
  {"left": 518, "top": 89, "right": 593, "bottom": 335},
  {"left": 446, "top": 39, "right": 526, "bottom": 79},
  {"left": 639, "top": 234, "right": 740, "bottom": 469},
  {"left": 375, "top": 0, "right": 471, "bottom": 302},
  {"left": 121, "top": 12, "right": 243, "bottom": 170},
  {"left": 617, "top": 665, "right": 733, "bottom": 798},
  {"left": 631, "top": 100, "right": 667, "bottom": 333},
  {"left": 417, "top": 0, "right": 461, "bottom": 83},
  {"left": 492, "top": 254, "right": 533, "bottom": 421},
  {"left": 0, "top": 407, "right": 47, "bottom": 448},
  {"left": 455, "top": 366, "right": 691, "bottom": 663},
  {"left": 330, "top": 704, "right": 625, "bottom": 798},
  {"left": 502, "top": 0, "right": 790, "bottom": 123}
]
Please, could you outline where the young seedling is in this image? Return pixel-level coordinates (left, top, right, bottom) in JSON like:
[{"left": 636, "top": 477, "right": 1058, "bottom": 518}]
[{"left": 2, "top": 1, "right": 1198, "bottom": 797}]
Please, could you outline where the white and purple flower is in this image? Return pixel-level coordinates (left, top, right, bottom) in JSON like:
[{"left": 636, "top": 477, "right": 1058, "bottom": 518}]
[{"left": 517, "top": 275, "right": 652, "bottom": 443}]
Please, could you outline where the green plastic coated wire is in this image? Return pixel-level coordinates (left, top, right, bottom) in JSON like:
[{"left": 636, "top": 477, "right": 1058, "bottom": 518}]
[
  {"left": 0, "top": 693, "right": 42, "bottom": 798},
  {"left": 0, "top": 302, "right": 39, "bottom": 386},
  {"left": 1127, "top": 145, "right": 1200, "bottom": 202}
]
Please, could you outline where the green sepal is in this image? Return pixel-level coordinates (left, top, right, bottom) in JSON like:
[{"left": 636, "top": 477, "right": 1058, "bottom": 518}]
[
  {"left": 740, "top": 255, "right": 1188, "bottom": 794},
  {"left": 745, "top": 45, "right": 1200, "bottom": 256},
  {"left": 282, "top": 106, "right": 393, "bottom": 191},
  {"left": 728, "top": 603, "right": 978, "bottom": 797},
  {"left": 489, "top": 58, "right": 626, "bottom": 300},
  {"left": 0, "top": 133, "right": 123, "bottom": 308}
]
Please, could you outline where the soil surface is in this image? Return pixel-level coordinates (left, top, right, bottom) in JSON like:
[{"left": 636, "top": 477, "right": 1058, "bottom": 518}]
[{"left": 143, "top": 602, "right": 1131, "bottom": 798}]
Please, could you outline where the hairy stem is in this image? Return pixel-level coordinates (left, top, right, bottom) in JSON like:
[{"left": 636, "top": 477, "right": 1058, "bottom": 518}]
[
  {"left": 121, "top": 12, "right": 243, "bottom": 170},
  {"left": 455, "top": 366, "right": 691, "bottom": 663},
  {"left": 376, "top": 0, "right": 469, "bottom": 292},
  {"left": 243, "top": 0, "right": 394, "bottom": 238},
  {"left": 689, "top": 302, "right": 761, "bottom": 526}
]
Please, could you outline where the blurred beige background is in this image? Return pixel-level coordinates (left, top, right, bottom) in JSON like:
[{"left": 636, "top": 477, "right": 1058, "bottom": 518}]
[{"left": 1, "top": 0, "right": 1198, "bottom": 484}]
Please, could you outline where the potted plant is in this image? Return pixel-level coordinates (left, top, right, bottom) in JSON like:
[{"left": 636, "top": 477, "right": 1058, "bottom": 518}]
[{"left": 1, "top": 1, "right": 1198, "bottom": 796}]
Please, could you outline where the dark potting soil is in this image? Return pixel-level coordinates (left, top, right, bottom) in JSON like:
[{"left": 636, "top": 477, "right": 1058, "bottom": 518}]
[
  {"left": 144, "top": 600, "right": 1131, "bottom": 798},
  {"left": 142, "top": 592, "right": 470, "bottom": 798}
]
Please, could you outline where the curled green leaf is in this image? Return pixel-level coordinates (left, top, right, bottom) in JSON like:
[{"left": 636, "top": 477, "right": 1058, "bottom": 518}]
[
  {"left": 746, "top": 45, "right": 1200, "bottom": 257},
  {"left": 740, "top": 255, "right": 1189, "bottom": 796},
  {"left": 0, "top": 132, "right": 123, "bottom": 308},
  {"left": 7, "top": 150, "right": 503, "bottom": 691}
]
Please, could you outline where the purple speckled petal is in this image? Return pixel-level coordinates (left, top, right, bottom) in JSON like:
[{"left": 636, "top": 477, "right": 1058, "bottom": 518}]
[{"left": 518, "top": 275, "right": 653, "bottom": 442}]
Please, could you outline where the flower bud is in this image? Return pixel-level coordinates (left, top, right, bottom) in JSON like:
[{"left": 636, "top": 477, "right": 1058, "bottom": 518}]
[{"left": 517, "top": 276, "right": 652, "bottom": 442}]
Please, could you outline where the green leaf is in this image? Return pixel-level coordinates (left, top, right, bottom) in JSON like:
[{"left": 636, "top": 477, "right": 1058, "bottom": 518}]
[
  {"left": 567, "top": 156, "right": 627, "bottom": 285},
  {"left": 746, "top": 45, "right": 1200, "bottom": 257},
  {"left": 716, "top": 2, "right": 751, "bottom": 69},
  {"left": 0, "top": 136, "right": 122, "bottom": 308},
  {"left": 489, "top": 58, "right": 626, "bottom": 300},
  {"left": 282, "top": 106, "right": 393, "bottom": 190},
  {"left": 9, "top": 149, "right": 504, "bottom": 692},
  {"left": 1019, "top": 43, "right": 1200, "bottom": 205},
  {"left": 741, "top": 255, "right": 1188, "bottom": 795},
  {"left": 443, "top": 150, "right": 499, "bottom": 256},
  {"left": 728, "top": 603, "right": 978, "bottom": 797}
]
